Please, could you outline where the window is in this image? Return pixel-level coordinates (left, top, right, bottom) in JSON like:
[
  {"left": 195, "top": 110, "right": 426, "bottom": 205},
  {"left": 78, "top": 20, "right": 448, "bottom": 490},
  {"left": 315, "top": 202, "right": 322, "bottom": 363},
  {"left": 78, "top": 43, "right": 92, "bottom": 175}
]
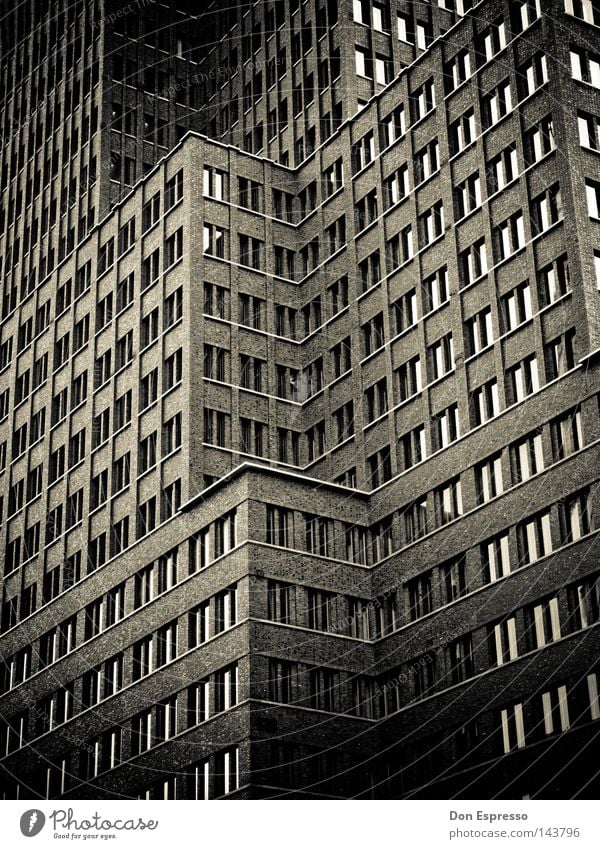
[
  {"left": 203, "top": 166, "right": 226, "bottom": 200},
  {"left": 273, "top": 189, "right": 294, "bottom": 221},
  {"left": 444, "top": 555, "right": 468, "bottom": 603},
  {"left": 215, "top": 586, "right": 237, "bottom": 633},
  {"left": 215, "top": 664, "right": 238, "bottom": 713},
  {"left": 397, "top": 13, "right": 412, "bottom": 42},
  {"left": 497, "top": 703, "right": 526, "bottom": 753},
  {"left": 142, "top": 249, "right": 160, "bottom": 292},
  {"left": 501, "top": 281, "right": 532, "bottom": 333},
  {"left": 524, "top": 116, "right": 555, "bottom": 165},
  {"left": 495, "top": 212, "right": 525, "bottom": 261},
  {"left": 428, "top": 333, "right": 455, "bottom": 383},
  {"left": 333, "top": 401, "right": 355, "bottom": 442},
  {"left": 392, "top": 289, "right": 417, "bottom": 333},
  {"left": 571, "top": 47, "right": 600, "bottom": 88},
  {"left": 560, "top": 488, "right": 593, "bottom": 543},
  {"left": 309, "top": 667, "right": 338, "bottom": 712},
  {"left": 383, "top": 164, "right": 409, "bottom": 208},
  {"left": 403, "top": 498, "right": 427, "bottom": 543},
  {"left": 328, "top": 276, "right": 349, "bottom": 316},
  {"left": 239, "top": 294, "right": 265, "bottom": 329},
  {"left": 578, "top": 110, "right": 600, "bottom": 150},
  {"left": 435, "top": 478, "right": 463, "bottom": 525},
  {"left": 239, "top": 354, "right": 264, "bottom": 392},
  {"left": 359, "top": 250, "right": 381, "bottom": 291},
  {"left": 545, "top": 329, "right": 576, "bottom": 380},
  {"left": 450, "top": 110, "right": 476, "bottom": 154},
  {"left": 351, "top": 131, "right": 375, "bottom": 173},
  {"left": 116, "top": 272, "right": 134, "bottom": 312},
  {"left": 412, "top": 79, "right": 435, "bottom": 121},
  {"left": 415, "top": 139, "right": 439, "bottom": 183},
  {"left": 355, "top": 47, "right": 370, "bottom": 78},
  {"left": 380, "top": 105, "right": 405, "bottom": 148},
  {"left": 203, "top": 345, "right": 226, "bottom": 382},
  {"left": 362, "top": 313, "right": 385, "bottom": 355},
  {"left": 488, "top": 146, "right": 518, "bottom": 193},
  {"left": 524, "top": 596, "right": 561, "bottom": 652},
  {"left": 375, "top": 55, "right": 390, "bottom": 85},
  {"left": 69, "top": 429, "right": 86, "bottom": 468},
  {"left": 518, "top": 510, "right": 553, "bottom": 564},
  {"left": 539, "top": 254, "right": 570, "bottom": 306},
  {"left": 508, "top": 355, "right": 539, "bottom": 403},
  {"left": 520, "top": 52, "right": 548, "bottom": 99},
  {"left": 363, "top": 377, "right": 386, "bottom": 424},
  {"left": 420, "top": 414, "right": 447, "bottom": 458},
  {"left": 407, "top": 572, "right": 432, "bottom": 621},
  {"left": 328, "top": 337, "right": 350, "bottom": 379},
  {"left": 238, "top": 234, "right": 264, "bottom": 270},
  {"left": 203, "top": 224, "right": 226, "bottom": 258},
  {"left": 140, "top": 369, "right": 158, "bottom": 410},
  {"left": 165, "top": 170, "right": 183, "bottom": 210},
  {"left": 465, "top": 306, "right": 493, "bottom": 356},
  {"left": 475, "top": 454, "right": 503, "bottom": 503},
  {"left": 455, "top": 172, "right": 482, "bottom": 218},
  {"left": 97, "top": 238, "right": 115, "bottom": 276},
  {"left": 483, "top": 80, "right": 512, "bottom": 127},
  {"left": 112, "top": 453, "right": 130, "bottom": 494},
  {"left": 419, "top": 200, "right": 444, "bottom": 247},
  {"left": 461, "top": 238, "right": 488, "bottom": 286},
  {"left": 266, "top": 505, "right": 293, "bottom": 547},
  {"left": 565, "top": 0, "right": 600, "bottom": 22},
  {"left": 567, "top": 572, "right": 600, "bottom": 633},
  {"left": 489, "top": 615, "right": 518, "bottom": 666},
  {"left": 306, "top": 421, "right": 326, "bottom": 462},
  {"left": 142, "top": 192, "right": 160, "bottom": 231},
  {"left": 114, "top": 389, "right": 132, "bottom": 430},
  {"left": 394, "top": 356, "right": 421, "bottom": 401},
  {"left": 448, "top": 635, "right": 474, "bottom": 684},
  {"left": 480, "top": 18, "right": 507, "bottom": 62},
  {"left": 164, "top": 349, "right": 183, "bottom": 390},
  {"left": 482, "top": 532, "right": 511, "bottom": 584},
  {"left": 550, "top": 407, "right": 583, "bottom": 461},
  {"left": 445, "top": 49, "right": 472, "bottom": 92},
  {"left": 240, "top": 418, "right": 265, "bottom": 457},
  {"left": 118, "top": 217, "right": 135, "bottom": 256},
  {"left": 325, "top": 216, "right": 346, "bottom": 254},
  {"left": 238, "top": 177, "right": 261, "bottom": 211},
  {"left": 399, "top": 425, "right": 427, "bottom": 471},
  {"left": 355, "top": 190, "right": 378, "bottom": 232},
  {"left": 165, "top": 228, "right": 183, "bottom": 267},
  {"left": 532, "top": 184, "right": 563, "bottom": 235},
  {"left": 511, "top": 431, "right": 544, "bottom": 483}
]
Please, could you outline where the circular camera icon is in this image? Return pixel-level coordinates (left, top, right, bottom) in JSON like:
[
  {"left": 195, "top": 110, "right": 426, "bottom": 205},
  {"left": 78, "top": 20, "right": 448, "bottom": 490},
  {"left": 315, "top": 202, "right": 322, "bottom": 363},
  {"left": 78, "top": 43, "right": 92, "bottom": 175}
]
[{"left": 20, "top": 810, "right": 46, "bottom": 837}]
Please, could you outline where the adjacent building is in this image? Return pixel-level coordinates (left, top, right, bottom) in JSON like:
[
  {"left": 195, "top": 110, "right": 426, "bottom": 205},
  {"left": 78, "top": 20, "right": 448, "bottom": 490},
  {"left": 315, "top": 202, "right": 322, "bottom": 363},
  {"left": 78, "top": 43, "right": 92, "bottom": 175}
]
[{"left": 1, "top": 0, "right": 600, "bottom": 799}]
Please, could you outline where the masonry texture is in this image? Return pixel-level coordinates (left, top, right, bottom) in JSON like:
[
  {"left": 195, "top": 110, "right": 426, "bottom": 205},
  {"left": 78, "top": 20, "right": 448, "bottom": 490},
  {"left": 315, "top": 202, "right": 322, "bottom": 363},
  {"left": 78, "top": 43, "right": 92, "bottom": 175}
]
[{"left": 0, "top": 0, "right": 599, "bottom": 800}]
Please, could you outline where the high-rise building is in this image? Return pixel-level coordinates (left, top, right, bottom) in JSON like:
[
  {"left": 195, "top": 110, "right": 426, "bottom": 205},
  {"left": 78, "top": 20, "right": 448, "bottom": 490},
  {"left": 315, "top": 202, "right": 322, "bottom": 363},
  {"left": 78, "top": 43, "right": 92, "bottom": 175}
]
[{"left": 1, "top": 0, "right": 599, "bottom": 800}]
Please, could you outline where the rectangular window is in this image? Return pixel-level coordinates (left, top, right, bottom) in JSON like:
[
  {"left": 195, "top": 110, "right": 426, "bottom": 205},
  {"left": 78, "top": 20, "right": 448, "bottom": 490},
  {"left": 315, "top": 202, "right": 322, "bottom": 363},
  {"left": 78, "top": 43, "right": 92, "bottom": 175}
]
[
  {"left": 518, "top": 510, "right": 553, "bottom": 564},
  {"left": 550, "top": 407, "right": 583, "bottom": 461},
  {"left": 203, "top": 224, "right": 226, "bottom": 258},
  {"left": 435, "top": 478, "right": 463, "bottom": 525},
  {"left": 203, "top": 166, "right": 226, "bottom": 200},
  {"left": 500, "top": 703, "right": 526, "bottom": 752},
  {"left": 545, "top": 329, "right": 576, "bottom": 380},
  {"left": 507, "top": 355, "right": 539, "bottom": 403},
  {"left": 428, "top": 333, "right": 454, "bottom": 380},
  {"left": 432, "top": 403, "right": 460, "bottom": 448},
  {"left": 465, "top": 306, "right": 493, "bottom": 356},
  {"left": 482, "top": 532, "right": 511, "bottom": 583}
]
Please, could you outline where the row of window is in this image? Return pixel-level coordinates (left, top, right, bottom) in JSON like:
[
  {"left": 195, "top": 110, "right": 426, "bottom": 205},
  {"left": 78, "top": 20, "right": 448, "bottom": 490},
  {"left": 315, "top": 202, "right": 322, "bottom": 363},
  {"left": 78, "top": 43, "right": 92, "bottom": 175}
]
[
  {"left": 0, "top": 578, "right": 238, "bottom": 693},
  {"left": 380, "top": 571, "right": 600, "bottom": 717},
  {"left": 375, "top": 667, "right": 600, "bottom": 796},
  {"left": 1, "top": 509, "right": 237, "bottom": 637}
]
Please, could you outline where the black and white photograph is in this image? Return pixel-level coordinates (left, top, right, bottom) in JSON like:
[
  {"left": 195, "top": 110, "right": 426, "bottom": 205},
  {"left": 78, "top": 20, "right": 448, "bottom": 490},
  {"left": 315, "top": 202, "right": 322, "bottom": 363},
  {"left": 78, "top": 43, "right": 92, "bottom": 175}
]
[{"left": 0, "top": 0, "right": 599, "bottom": 832}]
